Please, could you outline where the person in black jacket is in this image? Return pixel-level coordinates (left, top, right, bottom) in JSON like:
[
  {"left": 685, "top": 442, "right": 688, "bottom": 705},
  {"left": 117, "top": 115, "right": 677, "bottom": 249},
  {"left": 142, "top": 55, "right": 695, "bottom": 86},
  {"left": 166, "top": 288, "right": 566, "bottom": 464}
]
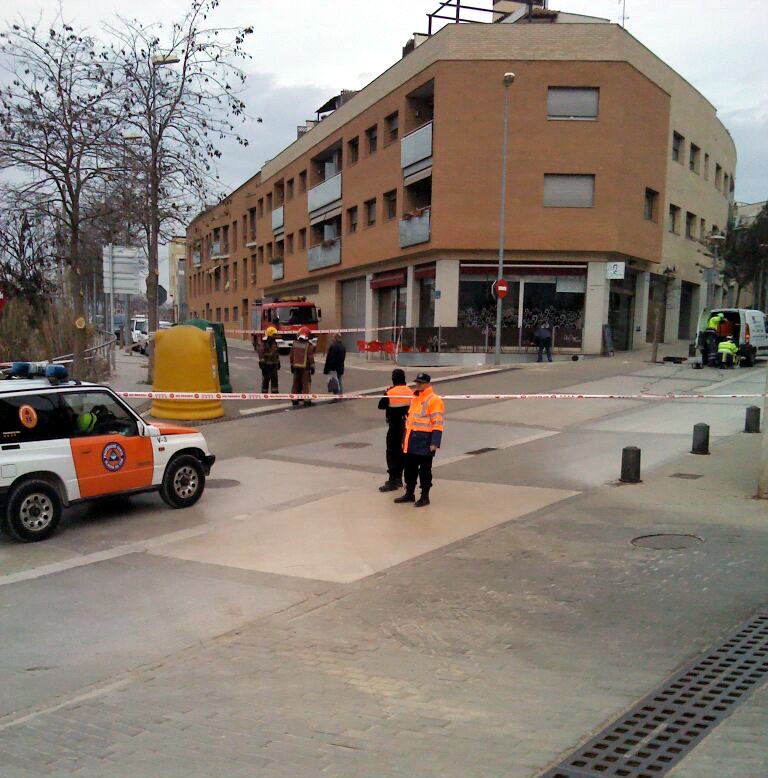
[
  {"left": 377, "top": 369, "right": 413, "bottom": 492},
  {"left": 323, "top": 333, "right": 346, "bottom": 395}
]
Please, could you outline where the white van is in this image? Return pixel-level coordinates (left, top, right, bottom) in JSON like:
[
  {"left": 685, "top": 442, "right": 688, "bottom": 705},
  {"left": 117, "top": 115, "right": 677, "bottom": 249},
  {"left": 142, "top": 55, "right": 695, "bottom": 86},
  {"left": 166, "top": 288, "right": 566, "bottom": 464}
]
[{"left": 695, "top": 307, "right": 768, "bottom": 366}]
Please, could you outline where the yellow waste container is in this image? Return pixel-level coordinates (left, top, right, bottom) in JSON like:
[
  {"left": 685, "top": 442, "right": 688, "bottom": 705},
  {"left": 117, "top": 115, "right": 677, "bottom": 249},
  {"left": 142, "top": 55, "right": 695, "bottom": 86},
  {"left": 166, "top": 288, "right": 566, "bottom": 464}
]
[{"left": 151, "top": 325, "right": 224, "bottom": 420}]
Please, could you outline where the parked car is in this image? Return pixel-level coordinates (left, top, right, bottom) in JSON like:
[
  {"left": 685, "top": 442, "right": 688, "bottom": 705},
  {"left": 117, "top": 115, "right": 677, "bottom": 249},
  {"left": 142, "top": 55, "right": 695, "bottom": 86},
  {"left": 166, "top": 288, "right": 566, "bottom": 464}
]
[{"left": 0, "top": 361, "right": 215, "bottom": 542}]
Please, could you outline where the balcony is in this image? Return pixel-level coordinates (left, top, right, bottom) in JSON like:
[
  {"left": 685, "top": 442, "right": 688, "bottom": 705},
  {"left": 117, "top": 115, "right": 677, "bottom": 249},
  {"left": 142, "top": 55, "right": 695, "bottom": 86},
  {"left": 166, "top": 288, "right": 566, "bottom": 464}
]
[
  {"left": 271, "top": 206, "right": 284, "bottom": 234},
  {"left": 399, "top": 208, "right": 431, "bottom": 248},
  {"left": 401, "top": 121, "right": 432, "bottom": 179},
  {"left": 308, "top": 172, "right": 342, "bottom": 218},
  {"left": 192, "top": 249, "right": 201, "bottom": 267},
  {"left": 307, "top": 236, "right": 342, "bottom": 271},
  {"left": 270, "top": 260, "right": 284, "bottom": 282},
  {"left": 210, "top": 241, "right": 229, "bottom": 260}
]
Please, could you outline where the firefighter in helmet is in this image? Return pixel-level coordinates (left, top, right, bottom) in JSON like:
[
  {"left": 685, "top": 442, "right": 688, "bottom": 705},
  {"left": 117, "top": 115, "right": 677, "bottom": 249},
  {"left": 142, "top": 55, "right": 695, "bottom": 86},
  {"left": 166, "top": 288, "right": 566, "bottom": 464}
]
[
  {"left": 290, "top": 327, "right": 315, "bottom": 406},
  {"left": 258, "top": 325, "right": 281, "bottom": 393}
]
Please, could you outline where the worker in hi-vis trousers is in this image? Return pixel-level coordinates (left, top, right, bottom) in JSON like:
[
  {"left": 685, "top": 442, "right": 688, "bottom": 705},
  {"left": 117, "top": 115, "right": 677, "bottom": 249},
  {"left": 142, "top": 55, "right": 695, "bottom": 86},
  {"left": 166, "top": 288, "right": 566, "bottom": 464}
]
[
  {"left": 394, "top": 373, "right": 444, "bottom": 508},
  {"left": 377, "top": 369, "right": 413, "bottom": 492}
]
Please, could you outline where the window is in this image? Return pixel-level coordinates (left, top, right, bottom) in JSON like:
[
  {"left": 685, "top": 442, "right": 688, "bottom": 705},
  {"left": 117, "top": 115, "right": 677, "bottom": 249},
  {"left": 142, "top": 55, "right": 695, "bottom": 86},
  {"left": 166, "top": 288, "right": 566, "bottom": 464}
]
[
  {"left": 299, "top": 227, "right": 307, "bottom": 249},
  {"left": 299, "top": 170, "right": 307, "bottom": 192},
  {"left": 248, "top": 207, "right": 257, "bottom": 242},
  {"left": 384, "top": 190, "right": 397, "bottom": 220},
  {"left": 700, "top": 217, "right": 706, "bottom": 237},
  {"left": 0, "top": 394, "right": 68, "bottom": 443},
  {"left": 287, "top": 178, "right": 294, "bottom": 201},
  {"left": 644, "top": 188, "right": 658, "bottom": 221},
  {"left": 258, "top": 246, "right": 264, "bottom": 265},
  {"left": 347, "top": 206, "right": 358, "bottom": 234},
  {"left": 704, "top": 153, "right": 710, "bottom": 180},
  {"left": 547, "top": 87, "right": 599, "bottom": 119},
  {"left": 257, "top": 198, "right": 264, "bottom": 218},
  {"left": 668, "top": 204, "right": 681, "bottom": 234},
  {"left": 266, "top": 242, "right": 273, "bottom": 261},
  {"left": 266, "top": 192, "right": 273, "bottom": 211},
  {"left": 385, "top": 112, "right": 399, "bottom": 142},
  {"left": 685, "top": 211, "right": 696, "bottom": 239},
  {"left": 689, "top": 143, "right": 700, "bottom": 173},
  {"left": 214, "top": 268, "right": 221, "bottom": 291},
  {"left": 287, "top": 233, "right": 294, "bottom": 254},
  {"left": 672, "top": 132, "right": 684, "bottom": 162},
  {"left": 542, "top": 174, "right": 595, "bottom": 208},
  {"left": 715, "top": 163, "right": 722, "bottom": 190},
  {"left": 224, "top": 308, "right": 230, "bottom": 322},
  {"left": 242, "top": 259, "right": 248, "bottom": 288},
  {"left": 723, "top": 173, "right": 729, "bottom": 196},
  {"left": 366, "top": 124, "right": 378, "bottom": 155},
  {"left": 215, "top": 307, "right": 221, "bottom": 322},
  {"left": 233, "top": 306, "right": 239, "bottom": 322},
  {"left": 60, "top": 391, "right": 138, "bottom": 438},
  {"left": 348, "top": 136, "right": 359, "bottom": 165},
  {"left": 365, "top": 198, "right": 377, "bottom": 226}
]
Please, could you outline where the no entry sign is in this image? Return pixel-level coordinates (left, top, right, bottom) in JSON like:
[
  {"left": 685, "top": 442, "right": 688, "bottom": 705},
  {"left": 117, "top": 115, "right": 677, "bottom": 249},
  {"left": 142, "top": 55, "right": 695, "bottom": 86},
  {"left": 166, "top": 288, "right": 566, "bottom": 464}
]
[{"left": 493, "top": 278, "right": 509, "bottom": 299}]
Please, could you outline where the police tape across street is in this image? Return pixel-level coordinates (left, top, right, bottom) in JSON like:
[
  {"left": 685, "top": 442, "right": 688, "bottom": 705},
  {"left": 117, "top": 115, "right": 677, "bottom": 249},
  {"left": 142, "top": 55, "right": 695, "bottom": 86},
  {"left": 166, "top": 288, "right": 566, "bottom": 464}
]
[{"left": 118, "top": 390, "right": 768, "bottom": 402}]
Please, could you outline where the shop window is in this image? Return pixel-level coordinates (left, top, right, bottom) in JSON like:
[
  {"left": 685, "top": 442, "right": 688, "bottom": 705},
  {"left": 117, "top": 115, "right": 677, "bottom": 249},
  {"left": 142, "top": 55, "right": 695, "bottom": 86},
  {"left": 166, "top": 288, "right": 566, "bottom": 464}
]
[{"left": 547, "top": 87, "right": 599, "bottom": 119}]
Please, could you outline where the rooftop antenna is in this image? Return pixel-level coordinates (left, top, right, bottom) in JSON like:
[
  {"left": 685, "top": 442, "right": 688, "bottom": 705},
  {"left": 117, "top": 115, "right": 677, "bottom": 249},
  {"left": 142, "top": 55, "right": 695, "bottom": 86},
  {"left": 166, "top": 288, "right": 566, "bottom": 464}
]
[{"left": 619, "top": 0, "right": 628, "bottom": 27}]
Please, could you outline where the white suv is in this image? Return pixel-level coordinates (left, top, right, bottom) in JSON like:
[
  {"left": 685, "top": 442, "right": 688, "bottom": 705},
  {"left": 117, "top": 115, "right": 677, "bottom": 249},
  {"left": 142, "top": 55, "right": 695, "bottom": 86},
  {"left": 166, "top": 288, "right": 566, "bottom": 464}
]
[{"left": 0, "top": 363, "right": 215, "bottom": 542}]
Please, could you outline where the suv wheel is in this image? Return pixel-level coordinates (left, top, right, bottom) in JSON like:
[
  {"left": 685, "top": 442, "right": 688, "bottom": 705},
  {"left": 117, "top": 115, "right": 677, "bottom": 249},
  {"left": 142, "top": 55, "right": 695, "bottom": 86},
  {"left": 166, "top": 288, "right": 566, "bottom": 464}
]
[
  {"left": 160, "top": 455, "right": 206, "bottom": 508},
  {"left": 3, "top": 480, "right": 63, "bottom": 542}
]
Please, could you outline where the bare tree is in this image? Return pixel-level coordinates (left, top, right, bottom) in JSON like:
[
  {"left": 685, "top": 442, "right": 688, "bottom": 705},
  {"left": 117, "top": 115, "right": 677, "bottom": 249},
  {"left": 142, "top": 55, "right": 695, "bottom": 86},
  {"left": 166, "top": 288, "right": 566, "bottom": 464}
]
[
  {"left": 107, "top": 0, "right": 253, "bottom": 373},
  {"left": 0, "top": 201, "right": 57, "bottom": 307},
  {"left": 0, "top": 17, "right": 124, "bottom": 376}
]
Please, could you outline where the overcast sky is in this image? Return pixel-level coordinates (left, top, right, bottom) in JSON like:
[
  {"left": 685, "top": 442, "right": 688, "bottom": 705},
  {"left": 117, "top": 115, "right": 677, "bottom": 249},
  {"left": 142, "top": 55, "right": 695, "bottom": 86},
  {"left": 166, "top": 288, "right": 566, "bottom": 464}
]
[{"left": 3, "top": 0, "right": 766, "bottom": 205}]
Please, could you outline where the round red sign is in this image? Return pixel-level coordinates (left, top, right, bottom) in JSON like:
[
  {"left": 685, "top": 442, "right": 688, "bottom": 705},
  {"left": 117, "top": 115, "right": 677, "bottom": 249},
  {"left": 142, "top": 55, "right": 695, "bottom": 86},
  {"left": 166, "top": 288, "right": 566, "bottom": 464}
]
[{"left": 493, "top": 279, "right": 509, "bottom": 299}]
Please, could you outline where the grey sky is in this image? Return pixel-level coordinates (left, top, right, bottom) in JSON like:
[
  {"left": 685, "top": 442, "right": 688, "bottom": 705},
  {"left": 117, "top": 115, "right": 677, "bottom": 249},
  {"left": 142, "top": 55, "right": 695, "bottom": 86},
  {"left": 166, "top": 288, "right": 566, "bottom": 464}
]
[{"left": 3, "top": 0, "right": 766, "bottom": 203}]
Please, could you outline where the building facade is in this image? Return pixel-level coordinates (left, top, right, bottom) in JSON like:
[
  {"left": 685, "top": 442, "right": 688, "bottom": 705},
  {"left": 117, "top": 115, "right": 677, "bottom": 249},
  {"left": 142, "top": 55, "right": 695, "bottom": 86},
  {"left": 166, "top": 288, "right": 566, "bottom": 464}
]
[{"left": 186, "top": 6, "right": 736, "bottom": 354}]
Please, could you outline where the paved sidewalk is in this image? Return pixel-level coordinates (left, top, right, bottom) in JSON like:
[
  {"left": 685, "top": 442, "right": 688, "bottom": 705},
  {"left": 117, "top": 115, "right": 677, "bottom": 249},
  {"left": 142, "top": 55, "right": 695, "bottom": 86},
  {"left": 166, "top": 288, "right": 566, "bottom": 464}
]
[{"left": 1, "top": 399, "right": 766, "bottom": 776}]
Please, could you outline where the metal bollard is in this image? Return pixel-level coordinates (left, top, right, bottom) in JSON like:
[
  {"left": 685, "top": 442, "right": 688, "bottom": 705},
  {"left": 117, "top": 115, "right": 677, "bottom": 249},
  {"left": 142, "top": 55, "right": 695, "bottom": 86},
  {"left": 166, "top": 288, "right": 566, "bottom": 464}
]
[
  {"left": 745, "top": 406, "right": 761, "bottom": 433},
  {"left": 692, "top": 423, "right": 710, "bottom": 455},
  {"left": 620, "top": 446, "right": 641, "bottom": 483}
]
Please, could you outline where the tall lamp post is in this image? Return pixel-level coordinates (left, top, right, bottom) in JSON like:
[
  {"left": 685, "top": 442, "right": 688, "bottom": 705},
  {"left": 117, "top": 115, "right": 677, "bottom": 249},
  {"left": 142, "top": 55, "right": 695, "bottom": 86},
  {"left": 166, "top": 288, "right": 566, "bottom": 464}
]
[
  {"left": 706, "top": 232, "right": 725, "bottom": 309},
  {"left": 495, "top": 72, "right": 515, "bottom": 366}
]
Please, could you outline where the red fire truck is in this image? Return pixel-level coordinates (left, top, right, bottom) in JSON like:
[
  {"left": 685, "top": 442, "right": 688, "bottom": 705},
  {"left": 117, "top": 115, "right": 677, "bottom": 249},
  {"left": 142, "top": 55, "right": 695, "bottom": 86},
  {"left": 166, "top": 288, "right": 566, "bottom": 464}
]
[{"left": 251, "top": 297, "right": 321, "bottom": 352}]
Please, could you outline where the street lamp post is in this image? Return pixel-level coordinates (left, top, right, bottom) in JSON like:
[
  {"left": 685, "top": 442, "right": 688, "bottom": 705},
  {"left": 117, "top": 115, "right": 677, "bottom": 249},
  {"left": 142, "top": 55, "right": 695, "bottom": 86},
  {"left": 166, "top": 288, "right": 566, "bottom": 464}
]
[
  {"left": 494, "top": 72, "right": 515, "bottom": 366},
  {"left": 706, "top": 232, "right": 725, "bottom": 309}
]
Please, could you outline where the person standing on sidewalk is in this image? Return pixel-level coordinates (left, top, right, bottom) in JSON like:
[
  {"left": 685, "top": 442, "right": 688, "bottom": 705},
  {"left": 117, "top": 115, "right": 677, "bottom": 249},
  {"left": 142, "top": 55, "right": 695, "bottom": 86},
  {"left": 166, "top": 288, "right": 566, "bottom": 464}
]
[
  {"left": 290, "top": 327, "right": 315, "bottom": 407},
  {"left": 394, "top": 373, "right": 444, "bottom": 508},
  {"left": 258, "top": 326, "right": 281, "bottom": 393},
  {"left": 323, "top": 333, "right": 346, "bottom": 396},
  {"left": 533, "top": 322, "right": 553, "bottom": 362},
  {"left": 377, "top": 368, "right": 413, "bottom": 492}
]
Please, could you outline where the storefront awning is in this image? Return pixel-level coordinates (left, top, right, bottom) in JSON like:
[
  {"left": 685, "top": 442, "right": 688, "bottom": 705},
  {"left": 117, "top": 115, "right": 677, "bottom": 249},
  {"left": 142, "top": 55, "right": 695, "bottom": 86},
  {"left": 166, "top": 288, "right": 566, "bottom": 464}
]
[
  {"left": 459, "top": 263, "right": 587, "bottom": 276},
  {"left": 370, "top": 270, "right": 407, "bottom": 289},
  {"left": 414, "top": 263, "right": 436, "bottom": 280}
]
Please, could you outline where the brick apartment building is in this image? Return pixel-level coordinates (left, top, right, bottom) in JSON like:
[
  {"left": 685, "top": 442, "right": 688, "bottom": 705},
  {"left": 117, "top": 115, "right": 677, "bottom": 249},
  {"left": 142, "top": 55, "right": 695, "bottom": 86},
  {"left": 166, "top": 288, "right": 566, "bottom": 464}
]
[{"left": 185, "top": 1, "right": 736, "bottom": 355}]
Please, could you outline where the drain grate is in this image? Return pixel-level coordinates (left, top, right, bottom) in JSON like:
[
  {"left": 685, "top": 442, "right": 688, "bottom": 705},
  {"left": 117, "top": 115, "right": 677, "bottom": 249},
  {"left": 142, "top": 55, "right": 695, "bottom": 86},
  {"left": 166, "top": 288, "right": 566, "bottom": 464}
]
[
  {"left": 539, "top": 611, "right": 768, "bottom": 778},
  {"left": 465, "top": 447, "right": 499, "bottom": 455},
  {"left": 670, "top": 473, "right": 704, "bottom": 480}
]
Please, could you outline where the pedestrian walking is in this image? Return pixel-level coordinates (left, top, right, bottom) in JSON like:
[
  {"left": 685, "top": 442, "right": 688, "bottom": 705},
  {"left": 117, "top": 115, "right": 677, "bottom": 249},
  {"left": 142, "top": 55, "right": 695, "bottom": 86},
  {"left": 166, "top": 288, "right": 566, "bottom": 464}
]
[
  {"left": 258, "top": 326, "right": 281, "bottom": 393},
  {"left": 290, "top": 327, "right": 315, "bottom": 406},
  {"left": 323, "top": 333, "right": 346, "bottom": 396},
  {"left": 377, "top": 368, "right": 413, "bottom": 492},
  {"left": 394, "top": 373, "right": 444, "bottom": 508},
  {"left": 533, "top": 322, "right": 553, "bottom": 362}
]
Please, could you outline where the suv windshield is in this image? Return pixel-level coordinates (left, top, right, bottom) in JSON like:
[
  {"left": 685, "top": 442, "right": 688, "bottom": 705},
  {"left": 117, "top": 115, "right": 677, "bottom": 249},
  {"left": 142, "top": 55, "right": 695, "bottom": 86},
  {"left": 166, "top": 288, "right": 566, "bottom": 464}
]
[{"left": 133, "top": 321, "right": 148, "bottom": 334}]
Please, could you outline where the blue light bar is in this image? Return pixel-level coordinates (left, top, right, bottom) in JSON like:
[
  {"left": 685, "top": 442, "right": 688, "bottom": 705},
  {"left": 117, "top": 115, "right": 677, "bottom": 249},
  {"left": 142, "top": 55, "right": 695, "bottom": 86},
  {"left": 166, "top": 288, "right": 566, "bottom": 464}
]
[{"left": 46, "top": 364, "right": 69, "bottom": 382}]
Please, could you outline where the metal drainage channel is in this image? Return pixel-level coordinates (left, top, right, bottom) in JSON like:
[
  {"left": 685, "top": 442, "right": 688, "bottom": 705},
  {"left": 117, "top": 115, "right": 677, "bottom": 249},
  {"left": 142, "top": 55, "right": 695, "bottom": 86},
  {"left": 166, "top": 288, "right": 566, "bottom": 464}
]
[{"left": 539, "top": 611, "right": 768, "bottom": 778}]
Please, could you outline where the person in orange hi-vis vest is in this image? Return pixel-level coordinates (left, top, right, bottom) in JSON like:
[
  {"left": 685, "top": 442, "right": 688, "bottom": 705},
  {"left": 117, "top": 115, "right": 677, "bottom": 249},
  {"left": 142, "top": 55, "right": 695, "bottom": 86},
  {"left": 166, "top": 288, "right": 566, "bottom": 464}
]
[
  {"left": 289, "top": 327, "right": 315, "bottom": 407},
  {"left": 394, "top": 373, "right": 444, "bottom": 508},
  {"left": 377, "top": 368, "right": 414, "bottom": 492}
]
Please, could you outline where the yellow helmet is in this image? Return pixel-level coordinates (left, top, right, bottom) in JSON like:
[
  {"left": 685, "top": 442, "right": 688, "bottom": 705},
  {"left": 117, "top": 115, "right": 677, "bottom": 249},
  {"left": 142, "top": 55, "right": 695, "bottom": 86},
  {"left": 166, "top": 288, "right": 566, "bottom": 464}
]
[{"left": 265, "top": 326, "right": 278, "bottom": 338}]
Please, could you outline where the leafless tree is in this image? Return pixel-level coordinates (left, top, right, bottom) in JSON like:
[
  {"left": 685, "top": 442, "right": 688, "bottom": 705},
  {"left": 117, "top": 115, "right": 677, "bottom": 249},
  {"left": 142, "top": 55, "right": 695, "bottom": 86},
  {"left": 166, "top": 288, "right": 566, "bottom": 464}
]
[
  {"left": 107, "top": 0, "right": 253, "bottom": 371},
  {"left": 0, "top": 17, "right": 125, "bottom": 376},
  {"left": 0, "top": 199, "right": 57, "bottom": 308}
]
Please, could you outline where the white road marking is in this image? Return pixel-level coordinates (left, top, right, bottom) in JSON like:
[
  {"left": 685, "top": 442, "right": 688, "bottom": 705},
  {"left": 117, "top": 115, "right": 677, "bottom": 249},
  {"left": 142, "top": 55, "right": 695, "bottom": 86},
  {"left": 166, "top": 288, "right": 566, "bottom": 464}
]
[{"left": 433, "top": 430, "right": 560, "bottom": 468}]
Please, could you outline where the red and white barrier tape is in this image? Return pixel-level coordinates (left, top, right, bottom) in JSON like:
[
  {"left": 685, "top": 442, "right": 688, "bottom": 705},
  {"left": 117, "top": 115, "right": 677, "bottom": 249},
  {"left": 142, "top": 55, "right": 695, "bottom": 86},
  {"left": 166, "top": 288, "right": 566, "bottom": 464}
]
[
  {"left": 225, "top": 324, "right": 402, "bottom": 337},
  {"left": 118, "top": 390, "right": 768, "bottom": 402}
]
